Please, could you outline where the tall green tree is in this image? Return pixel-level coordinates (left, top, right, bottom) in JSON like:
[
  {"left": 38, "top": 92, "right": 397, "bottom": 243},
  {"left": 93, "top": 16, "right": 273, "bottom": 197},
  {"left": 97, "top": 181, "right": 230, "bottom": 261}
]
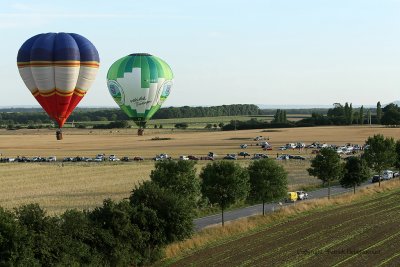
[
  {"left": 349, "top": 103, "right": 353, "bottom": 124},
  {"left": 366, "top": 110, "right": 371, "bottom": 125},
  {"left": 0, "top": 207, "right": 37, "bottom": 266},
  {"left": 200, "top": 161, "right": 250, "bottom": 226},
  {"left": 150, "top": 160, "right": 200, "bottom": 207},
  {"left": 353, "top": 111, "right": 359, "bottom": 124},
  {"left": 130, "top": 181, "right": 194, "bottom": 243},
  {"left": 307, "top": 148, "right": 343, "bottom": 199},
  {"left": 381, "top": 103, "right": 400, "bottom": 125},
  {"left": 377, "top": 101, "right": 382, "bottom": 124},
  {"left": 359, "top": 106, "right": 364, "bottom": 125},
  {"left": 341, "top": 157, "right": 370, "bottom": 194},
  {"left": 247, "top": 159, "right": 288, "bottom": 215},
  {"left": 363, "top": 134, "right": 396, "bottom": 187},
  {"left": 344, "top": 103, "right": 350, "bottom": 124}
]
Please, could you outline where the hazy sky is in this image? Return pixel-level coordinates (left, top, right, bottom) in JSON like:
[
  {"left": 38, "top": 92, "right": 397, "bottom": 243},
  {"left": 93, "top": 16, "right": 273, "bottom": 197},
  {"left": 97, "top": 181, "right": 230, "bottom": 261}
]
[{"left": 2, "top": 0, "right": 400, "bottom": 107}]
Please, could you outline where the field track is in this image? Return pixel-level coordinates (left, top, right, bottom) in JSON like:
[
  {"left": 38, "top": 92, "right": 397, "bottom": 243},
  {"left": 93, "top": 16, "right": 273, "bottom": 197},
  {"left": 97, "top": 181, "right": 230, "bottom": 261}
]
[{"left": 169, "top": 189, "right": 400, "bottom": 266}]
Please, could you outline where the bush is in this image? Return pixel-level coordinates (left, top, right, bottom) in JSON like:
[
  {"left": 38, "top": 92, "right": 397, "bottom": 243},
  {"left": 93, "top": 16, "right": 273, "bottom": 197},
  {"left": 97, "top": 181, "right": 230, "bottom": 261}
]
[{"left": 174, "top": 122, "right": 188, "bottom": 129}]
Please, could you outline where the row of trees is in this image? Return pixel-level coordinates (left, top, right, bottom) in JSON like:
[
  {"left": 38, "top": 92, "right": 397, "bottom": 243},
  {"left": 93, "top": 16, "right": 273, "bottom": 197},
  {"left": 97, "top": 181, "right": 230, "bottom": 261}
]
[
  {"left": 308, "top": 134, "right": 399, "bottom": 198},
  {"left": 0, "top": 104, "right": 261, "bottom": 127},
  {"left": 4, "top": 101, "right": 400, "bottom": 129},
  {"left": 0, "top": 159, "right": 288, "bottom": 266}
]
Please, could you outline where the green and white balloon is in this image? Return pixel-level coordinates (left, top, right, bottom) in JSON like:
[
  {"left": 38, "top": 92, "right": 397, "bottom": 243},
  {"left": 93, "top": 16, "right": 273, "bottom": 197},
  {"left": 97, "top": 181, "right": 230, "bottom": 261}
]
[{"left": 107, "top": 53, "right": 173, "bottom": 134}]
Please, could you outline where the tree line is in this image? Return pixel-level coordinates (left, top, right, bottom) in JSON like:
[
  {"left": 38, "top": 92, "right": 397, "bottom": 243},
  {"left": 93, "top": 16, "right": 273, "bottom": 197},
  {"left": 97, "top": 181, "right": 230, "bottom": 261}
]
[
  {"left": 3, "top": 101, "right": 400, "bottom": 130},
  {"left": 222, "top": 101, "right": 400, "bottom": 130},
  {"left": 0, "top": 159, "right": 288, "bottom": 266}
]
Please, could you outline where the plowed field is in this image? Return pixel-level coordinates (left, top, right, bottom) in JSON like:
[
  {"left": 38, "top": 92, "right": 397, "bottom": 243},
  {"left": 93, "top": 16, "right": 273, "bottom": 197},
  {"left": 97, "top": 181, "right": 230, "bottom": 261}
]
[{"left": 170, "top": 189, "right": 400, "bottom": 267}]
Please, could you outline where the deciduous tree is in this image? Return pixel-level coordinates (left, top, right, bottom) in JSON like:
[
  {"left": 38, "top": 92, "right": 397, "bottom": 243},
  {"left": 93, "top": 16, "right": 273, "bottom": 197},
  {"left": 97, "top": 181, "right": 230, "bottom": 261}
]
[
  {"left": 308, "top": 148, "right": 343, "bottom": 199},
  {"left": 363, "top": 134, "right": 396, "bottom": 186},
  {"left": 200, "top": 161, "right": 249, "bottom": 226},
  {"left": 247, "top": 159, "right": 288, "bottom": 215},
  {"left": 341, "top": 157, "right": 370, "bottom": 194}
]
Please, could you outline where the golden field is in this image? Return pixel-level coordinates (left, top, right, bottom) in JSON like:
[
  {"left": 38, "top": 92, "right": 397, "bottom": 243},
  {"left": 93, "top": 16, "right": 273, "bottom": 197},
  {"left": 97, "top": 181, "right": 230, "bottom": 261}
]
[{"left": 0, "top": 125, "right": 399, "bottom": 214}]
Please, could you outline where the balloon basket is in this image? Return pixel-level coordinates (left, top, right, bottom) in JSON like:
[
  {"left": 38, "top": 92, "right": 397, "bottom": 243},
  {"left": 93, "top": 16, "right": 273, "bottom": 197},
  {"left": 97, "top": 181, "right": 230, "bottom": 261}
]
[
  {"left": 56, "top": 131, "right": 63, "bottom": 140},
  {"left": 137, "top": 129, "right": 144, "bottom": 136}
]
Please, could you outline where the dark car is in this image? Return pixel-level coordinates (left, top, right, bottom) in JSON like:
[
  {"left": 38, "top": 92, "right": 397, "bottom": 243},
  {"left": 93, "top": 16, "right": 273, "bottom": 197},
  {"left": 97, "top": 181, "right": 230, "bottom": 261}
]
[
  {"left": 121, "top": 157, "right": 130, "bottom": 162},
  {"left": 371, "top": 175, "right": 383, "bottom": 183},
  {"left": 223, "top": 154, "right": 237, "bottom": 160},
  {"left": 238, "top": 151, "right": 250, "bottom": 157},
  {"left": 188, "top": 155, "right": 199, "bottom": 160},
  {"left": 133, "top": 156, "right": 144, "bottom": 161}
]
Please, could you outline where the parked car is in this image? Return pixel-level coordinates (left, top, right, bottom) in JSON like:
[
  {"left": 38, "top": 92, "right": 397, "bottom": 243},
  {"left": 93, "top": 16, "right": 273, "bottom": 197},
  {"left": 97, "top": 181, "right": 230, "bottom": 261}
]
[
  {"left": 251, "top": 153, "right": 269, "bottom": 160},
  {"left": 133, "top": 156, "right": 144, "bottom": 161},
  {"left": 153, "top": 154, "right": 170, "bottom": 161},
  {"left": 223, "top": 154, "right": 237, "bottom": 160},
  {"left": 371, "top": 175, "right": 383, "bottom": 183},
  {"left": 208, "top": 152, "right": 216, "bottom": 159},
  {"left": 382, "top": 170, "right": 394, "bottom": 180},
  {"left": 238, "top": 151, "right": 250, "bottom": 158},
  {"left": 179, "top": 155, "right": 189, "bottom": 160},
  {"left": 93, "top": 156, "right": 103, "bottom": 162},
  {"left": 109, "top": 155, "right": 120, "bottom": 161},
  {"left": 200, "top": 156, "right": 214, "bottom": 160},
  {"left": 296, "top": 191, "right": 309, "bottom": 200},
  {"left": 240, "top": 144, "right": 248, "bottom": 149},
  {"left": 188, "top": 155, "right": 199, "bottom": 160},
  {"left": 94, "top": 154, "right": 105, "bottom": 162},
  {"left": 121, "top": 157, "right": 130, "bottom": 162},
  {"left": 47, "top": 156, "right": 57, "bottom": 162},
  {"left": 292, "top": 155, "right": 306, "bottom": 160},
  {"left": 277, "top": 155, "right": 289, "bottom": 160}
]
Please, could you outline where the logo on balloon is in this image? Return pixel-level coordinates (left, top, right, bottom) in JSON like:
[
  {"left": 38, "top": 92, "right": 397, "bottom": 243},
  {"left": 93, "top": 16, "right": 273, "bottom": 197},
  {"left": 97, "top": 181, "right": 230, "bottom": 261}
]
[
  {"left": 161, "top": 81, "right": 172, "bottom": 98},
  {"left": 107, "top": 80, "right": 125, "bottom": 105}
]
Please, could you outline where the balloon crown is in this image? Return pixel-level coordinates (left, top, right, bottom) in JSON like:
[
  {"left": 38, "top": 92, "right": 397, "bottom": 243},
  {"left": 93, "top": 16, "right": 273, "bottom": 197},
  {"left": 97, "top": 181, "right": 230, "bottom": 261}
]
[{"left": 128, "top": 53, "right": 152, "bottom": 56}]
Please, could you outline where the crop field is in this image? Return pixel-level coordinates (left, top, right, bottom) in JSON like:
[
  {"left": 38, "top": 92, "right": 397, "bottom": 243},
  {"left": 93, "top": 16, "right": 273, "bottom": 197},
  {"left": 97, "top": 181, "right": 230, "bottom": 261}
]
[
  {"left": 1, "top": 125, "right": 400, "bottom": 213},
  {"left": 168, "top": 188, "right": 400, "bottom": 266}
]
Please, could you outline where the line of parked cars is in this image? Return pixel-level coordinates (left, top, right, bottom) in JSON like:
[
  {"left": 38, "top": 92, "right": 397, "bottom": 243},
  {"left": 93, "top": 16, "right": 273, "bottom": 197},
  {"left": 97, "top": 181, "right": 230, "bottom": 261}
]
[
  {"left": 0, "top": 156, "right": 57, "bottom": 162},
  {"left": 371, "top": 170, "right": 399, "bottom": 183}
]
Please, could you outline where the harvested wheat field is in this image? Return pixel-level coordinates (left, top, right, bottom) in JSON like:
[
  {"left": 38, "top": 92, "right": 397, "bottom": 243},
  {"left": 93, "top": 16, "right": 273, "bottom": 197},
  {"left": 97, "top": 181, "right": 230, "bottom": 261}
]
[
  {"left": 0, "top": 125, "right": 399, "bottom": 158},
  {"left": 0, "top": 125, "right": 399, "bottom": 213},
  {"left": 168, "top": 184, "right": 400, "bottom": 267}
]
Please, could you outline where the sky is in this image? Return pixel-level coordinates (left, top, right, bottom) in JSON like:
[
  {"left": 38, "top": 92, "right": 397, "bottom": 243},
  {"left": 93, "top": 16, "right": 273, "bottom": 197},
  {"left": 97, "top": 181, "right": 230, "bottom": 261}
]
[{"left": 1, "top": 0, "right": 400, "bottom": 108}]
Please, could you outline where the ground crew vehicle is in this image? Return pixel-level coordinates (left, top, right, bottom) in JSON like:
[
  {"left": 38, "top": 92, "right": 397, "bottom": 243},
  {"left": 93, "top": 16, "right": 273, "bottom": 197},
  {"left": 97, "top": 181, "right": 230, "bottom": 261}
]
[{"left": 286, "top": 192, "right": 298, "bottom": 202}]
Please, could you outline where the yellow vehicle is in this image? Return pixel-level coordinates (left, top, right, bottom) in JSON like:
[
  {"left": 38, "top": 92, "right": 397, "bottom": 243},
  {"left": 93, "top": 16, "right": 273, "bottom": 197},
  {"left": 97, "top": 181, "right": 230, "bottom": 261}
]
[{"left": 286, "top": 192, "right": 298, "bottom": 202}]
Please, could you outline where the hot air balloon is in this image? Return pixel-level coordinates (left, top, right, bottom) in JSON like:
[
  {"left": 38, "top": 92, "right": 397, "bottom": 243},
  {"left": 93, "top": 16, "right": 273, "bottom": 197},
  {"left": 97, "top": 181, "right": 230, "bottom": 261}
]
[
  {"left": 17, "top": 32, "right": 100, "bottom": 140},
  {"left": 107, "top": 53, "right": 173, "bottom": 135}
]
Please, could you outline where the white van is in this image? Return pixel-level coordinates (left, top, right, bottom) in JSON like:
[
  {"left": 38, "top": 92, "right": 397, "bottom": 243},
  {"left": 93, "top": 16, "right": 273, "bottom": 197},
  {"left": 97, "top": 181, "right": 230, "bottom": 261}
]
[{"left": 383, "top": 170, "right": 394, "bottom": 180}]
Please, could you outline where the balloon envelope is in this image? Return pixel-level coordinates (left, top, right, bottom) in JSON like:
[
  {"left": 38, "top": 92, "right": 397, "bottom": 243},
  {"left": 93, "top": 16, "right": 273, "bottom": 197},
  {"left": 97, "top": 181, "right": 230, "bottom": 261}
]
[
  {"left": 107, "top": 53, "right": 173, "bottom": 127},
  {"left": 17, "top": 32, "right": 100, "bottom": 128}
]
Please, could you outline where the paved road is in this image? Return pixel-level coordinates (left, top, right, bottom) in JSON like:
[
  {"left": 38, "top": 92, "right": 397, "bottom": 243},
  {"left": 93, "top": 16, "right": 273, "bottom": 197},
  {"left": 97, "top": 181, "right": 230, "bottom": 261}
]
[{"left": 194, "top": 184, "right": 356, "bottom": 231}]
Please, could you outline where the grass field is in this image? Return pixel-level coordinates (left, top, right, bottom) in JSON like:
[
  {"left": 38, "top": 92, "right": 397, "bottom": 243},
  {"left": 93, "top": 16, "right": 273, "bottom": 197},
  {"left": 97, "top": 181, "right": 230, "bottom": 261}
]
[
  {"left": 166, "top": 181, "right": 400, "bottom": 267},
  {"left": 1, "top": 125, "right": 400, "bottom": 213},
  {"left": 70, "top": 114, "right": 310, "bottom": 129}
]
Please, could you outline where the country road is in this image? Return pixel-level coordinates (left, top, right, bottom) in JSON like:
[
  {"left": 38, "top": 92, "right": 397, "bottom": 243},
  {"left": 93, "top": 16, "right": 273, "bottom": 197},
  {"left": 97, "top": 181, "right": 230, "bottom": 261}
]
[{"left": 194, "top": 184, "right": 359, "bottom": 231}]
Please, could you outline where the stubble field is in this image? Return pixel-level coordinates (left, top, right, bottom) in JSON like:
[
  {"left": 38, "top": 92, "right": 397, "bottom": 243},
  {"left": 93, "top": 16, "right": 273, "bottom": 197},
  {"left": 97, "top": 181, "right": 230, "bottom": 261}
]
[{"left": 1, "top": 125, "right": 400, "bottom": 213}]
